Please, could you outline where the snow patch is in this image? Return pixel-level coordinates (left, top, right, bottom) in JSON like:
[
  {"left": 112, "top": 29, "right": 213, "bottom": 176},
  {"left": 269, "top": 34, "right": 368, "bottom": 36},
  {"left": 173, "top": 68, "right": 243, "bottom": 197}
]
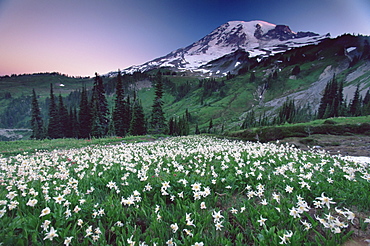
[
  {"left": 346, "top": 47, "right": 356, "bottom": 53},
  {"left": 119, "top": 20, "right": 328, "bottom": 75},
  {"left": 342, "top": 156, "right": 370, "bottom": 164}
]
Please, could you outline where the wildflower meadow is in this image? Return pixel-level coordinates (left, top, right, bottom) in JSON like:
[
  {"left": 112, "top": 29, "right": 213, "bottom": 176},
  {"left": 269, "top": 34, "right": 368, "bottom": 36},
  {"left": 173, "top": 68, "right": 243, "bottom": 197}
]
[{"left": 0, "top": 135, "right": 369, "bottom": 245}]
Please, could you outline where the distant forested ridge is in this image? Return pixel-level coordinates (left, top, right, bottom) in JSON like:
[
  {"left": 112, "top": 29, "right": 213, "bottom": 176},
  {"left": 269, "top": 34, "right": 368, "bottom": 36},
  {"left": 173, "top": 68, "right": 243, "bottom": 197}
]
[{"left": 0, "top": 34, "right": 370, "bottom": 140}]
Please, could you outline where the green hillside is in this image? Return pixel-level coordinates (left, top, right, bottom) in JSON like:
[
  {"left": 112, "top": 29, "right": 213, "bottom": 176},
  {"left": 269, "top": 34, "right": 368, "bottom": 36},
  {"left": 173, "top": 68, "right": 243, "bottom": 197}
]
[
  {"left": 0, "top": 34, "right": 369, "bottom": 138},
  {"left": 0, "top": 72, "right": 93, "bottom": 98}
]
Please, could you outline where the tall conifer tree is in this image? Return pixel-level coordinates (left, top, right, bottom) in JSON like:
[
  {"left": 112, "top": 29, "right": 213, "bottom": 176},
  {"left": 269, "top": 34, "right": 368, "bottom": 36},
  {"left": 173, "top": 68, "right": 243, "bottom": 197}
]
[
  {"left": 363, "top": 89, "right": 370, "bottom": 115},
  {"left": 317, "top": 76, "right": 344, "bottom": 119},
  {"left": 68, "top": 107, "right": 78, "bottom": 138},
  {"left": 349, "top": 85, "right": 361, "bottom": 116},
  {"left": 124, "top": 96, "right": 131, "bottom": 131},
  {"left": 30, "top": 89, "right": 44, "bottom": 139},
  {"left": 129, "top": 99, "right": 146, "bottom": 135},
  {"left": 78, "top": 86, "right": 91, "bottom": 138},
  {"left": 208, "top": 118, "right": 213, "bottom": 133},
  {"left": 47, "top": 84, "right": 60, "bottom": 138},
  {"left": 58, "top": 94, "right": 69, "bottom": 138},
  {"left": 90, "top": 73, "right": 110, "bottom": 137},
  {"left": 113, "top": 70, "right": 130, "bottom": 136},
  {"left": 276, "top": 98, "right": 296, "bottom": 124},
  {"left": 149, "top": 71, "right": 167, "bottom": 134}
]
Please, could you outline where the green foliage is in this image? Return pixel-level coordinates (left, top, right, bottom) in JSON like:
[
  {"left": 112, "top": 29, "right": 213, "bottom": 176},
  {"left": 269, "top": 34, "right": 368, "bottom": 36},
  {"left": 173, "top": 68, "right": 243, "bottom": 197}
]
[
  {"left": 0, "top": 95, "right": 33, "bottom": 128},
  {"left": 129, "top": 99, "right": 147, "bottom": 136},
  {"left": 198, "top": 78, "right": 226, "bottom": 99},
  {"left": 78, "top": 86, "right": 91, "bottom": 138},
  {"left": 349, "top": 85, "right": 361, "bottom": 116},
  {"left": 47, "top": 84, "right": 61, "bottom": 139},
  {"left": 168, "top": 111, "right": 190, "bottom": 136},
  {"left": 30, "top": 89, "right": 44, "bottom": 139},
  {"left": 363, "top": 89, "right": 370, "bottom": 115},
  {"left": 149, "top": 72, "right": 167, "bottom": 134},
  {"left": 58, "top": 94, "right": 69, "bottom": 138},
  {"left": 241, "top": 110, "right": 257, "bottom": 129},
  {"left": 275, "top": 98, "right": 297, "bottom": 124},
  {"left": 291, "top": 65, "right": 301, "bottom": 75},
  {"left": 90, "top": 73, "right": 110, "bottom": 138},
  {"left": 0, "top": 135, "right": 158, "bottom": 157},
  {"left": 317, "top": 76, "right": 345, "bottom": 119},
  {"left": 323, "top": 119, "right": 337, "bottom": 125},
  {"left": 113, "top": 70, "right": 131, "bottom": 137},
  {"left": 228, "top": 116, "right": 370, "bottom": 142},
  {"left": 68, "top": 107, "right": 79, "bottom": 138},
  {"left": 208, "top": 118, "right": 213, "bottom": 133}
]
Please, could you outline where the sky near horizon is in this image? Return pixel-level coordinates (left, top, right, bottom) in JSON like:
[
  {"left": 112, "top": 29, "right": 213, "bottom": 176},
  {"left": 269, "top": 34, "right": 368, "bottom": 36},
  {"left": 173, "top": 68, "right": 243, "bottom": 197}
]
[{"left": 0, "top": 0, "right": 369, "bottom": 77}]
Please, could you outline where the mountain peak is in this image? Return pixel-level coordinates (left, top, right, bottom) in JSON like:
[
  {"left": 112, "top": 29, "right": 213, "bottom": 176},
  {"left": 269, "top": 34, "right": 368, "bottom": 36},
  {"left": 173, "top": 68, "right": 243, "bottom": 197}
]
[{"left": 121, "top": 20, "right": 329, "bottom": 76}]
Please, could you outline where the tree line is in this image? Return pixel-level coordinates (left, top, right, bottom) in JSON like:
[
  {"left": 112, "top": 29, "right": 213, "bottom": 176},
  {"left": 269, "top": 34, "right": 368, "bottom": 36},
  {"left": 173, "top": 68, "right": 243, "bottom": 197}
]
[
  {"left": 30, "top": 71, "right": 171, "bottom": 140},
  {"left": 241, "top": 75, "right": 370, "bottom": 129}
]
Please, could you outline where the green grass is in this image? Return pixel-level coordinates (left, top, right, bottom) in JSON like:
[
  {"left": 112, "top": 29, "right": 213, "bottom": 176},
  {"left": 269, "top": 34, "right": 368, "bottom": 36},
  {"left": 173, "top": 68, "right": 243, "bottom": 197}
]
[
  {"left": 276, "top": 116, "right": 370, "bottom": 127},
  {"left": 0, "top": 135, "right": 160, "bottom": 157},
  {"left": 227, "top": 116, "right": 370, "bottom": 142},
  {"left": 0, "top": 73, "right": 93, "bottom": 99}
]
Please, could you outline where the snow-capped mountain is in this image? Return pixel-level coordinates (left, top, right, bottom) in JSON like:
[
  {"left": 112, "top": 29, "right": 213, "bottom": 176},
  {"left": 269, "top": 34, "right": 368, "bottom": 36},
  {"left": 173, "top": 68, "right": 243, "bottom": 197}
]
[{"left": 121, "top": 20, "right": 330, "bottom": 76}]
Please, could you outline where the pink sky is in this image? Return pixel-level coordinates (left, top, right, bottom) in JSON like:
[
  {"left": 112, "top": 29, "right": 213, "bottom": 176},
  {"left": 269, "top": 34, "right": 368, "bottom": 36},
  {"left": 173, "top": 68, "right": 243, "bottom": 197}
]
[{"left": 0, "top": 0, "right": 369, "bottom": 77}]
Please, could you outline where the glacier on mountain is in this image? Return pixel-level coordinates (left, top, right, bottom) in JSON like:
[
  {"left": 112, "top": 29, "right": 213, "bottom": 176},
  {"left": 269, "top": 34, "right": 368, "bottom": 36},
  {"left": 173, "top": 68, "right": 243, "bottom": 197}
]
[{"left": 119, "top": 20, "right": 330, "bottom": 76}]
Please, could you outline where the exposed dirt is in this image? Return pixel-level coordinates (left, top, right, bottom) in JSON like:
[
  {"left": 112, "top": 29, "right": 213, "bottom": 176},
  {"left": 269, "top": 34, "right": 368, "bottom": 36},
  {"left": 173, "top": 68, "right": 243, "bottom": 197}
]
[
  {"left": 343, "top": 238, "right": 370, "bottom": 246},
  {"left": 276, "top": 134, "right": 370, "bottom": 245},
  {"left": 276, "top": 134, "right": 370, "bottom": 157}
]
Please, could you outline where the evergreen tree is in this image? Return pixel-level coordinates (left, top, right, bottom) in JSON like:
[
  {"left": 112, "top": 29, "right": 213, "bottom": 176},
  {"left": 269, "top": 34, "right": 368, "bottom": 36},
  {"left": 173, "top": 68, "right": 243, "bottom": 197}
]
[
  {"left": 272, "top": 70, "right": 278, "bottom": 80},
  {"left": 349, "top": 85, "right": 361, "bottom": 116},
  {"left": 249, "top": 72, "right": 256, "bottom": 82},
  {"left": 275, "top": 98, "right": 296, "bottom": 124},
  {"left": 129, "top": 99, "right": 146, "bottom": 135},
  {"left": 90, "top": 73, "right": 110, "bottom": 138},
  {"left": 179, "top": 115, "right": 190, "bottom": 135},
  {"left": 169, "top": 113, "right": 190, "bottom": 136},
  {"left": 317, "top": 76, "right": 344, "bottom": 119},
  {"left": 259, "top": 111, "right": 270, "bottom": 127},
  {"left": 149, "top": 71, "right": 167, "bottom": 134},
  {"left": 113, "top": 70, "right": 129, "bottom": 137},
  {"left": 291, "top": 65, "right": 301, "bottom": 76},
  {"left": 185, "top": 108, "right": 191, "bottom": 122},
  {"left": 362, "top": 89, "right": 370, "bottom": 115},
  {"left": 168, "top": 117, "right": 175, "bottom": 136},
  {"left": 47, "top": 84, "right": 61, "bottom": 139},
  {"left": 124, "top": 96, "right": 132, "bottom": 130},
  {"left": 241, "top": 110, "right": 256, "bottom": 129},
  {"left": 195, "top": 124, "right": 200, "bottom": 135},
  {"left": 337, "top": 81, "right": 346, "bottom": 116},
  {"left": 58, "top": 94, "right": 69, "bottom": 138},
  {"left": 78, "top": 86, "right": 91, "bottom": 138},
  {"left": 362, "top": 39, "right": 370, "bottom": 60},
  {"left": 208, "top": 119, "right": 213, "bottom": 133},
  {"left": 30, "top": 89, "right": 44, "bottom": 139},
  {"left": 69, "top": 107, "right": 79, "bottom": 138}
]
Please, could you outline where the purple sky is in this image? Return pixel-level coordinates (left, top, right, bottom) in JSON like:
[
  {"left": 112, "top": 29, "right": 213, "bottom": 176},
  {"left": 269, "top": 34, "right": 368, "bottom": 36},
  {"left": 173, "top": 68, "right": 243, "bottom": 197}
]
[{"left": 0, "top": 0, "right": 369, "bottom": 77}]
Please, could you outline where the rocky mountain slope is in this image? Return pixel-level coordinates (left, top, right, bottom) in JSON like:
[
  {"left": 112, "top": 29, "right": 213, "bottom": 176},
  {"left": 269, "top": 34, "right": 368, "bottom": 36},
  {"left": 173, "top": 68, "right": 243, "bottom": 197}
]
[{"left": 121, "top": 20, "right": 329, "bottom": 76}]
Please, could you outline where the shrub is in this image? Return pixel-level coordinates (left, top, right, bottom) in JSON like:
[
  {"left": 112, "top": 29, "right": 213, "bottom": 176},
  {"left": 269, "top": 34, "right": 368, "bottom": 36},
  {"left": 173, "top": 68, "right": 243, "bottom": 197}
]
[{"left": 323, "top": 119, "right": 337, "bottom": 125}]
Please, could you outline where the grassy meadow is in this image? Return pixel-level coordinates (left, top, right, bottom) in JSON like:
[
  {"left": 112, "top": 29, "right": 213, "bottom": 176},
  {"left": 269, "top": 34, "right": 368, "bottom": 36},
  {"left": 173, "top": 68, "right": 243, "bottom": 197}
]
[
  {"left": 227, "top": 116, "right": 370, "bottom": 143},
  {"left": 0, "top": 136, "right": 159, "bottom": 157},
  {"left": 0, "top": 135, "right": 369, "bottom": 245}
]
